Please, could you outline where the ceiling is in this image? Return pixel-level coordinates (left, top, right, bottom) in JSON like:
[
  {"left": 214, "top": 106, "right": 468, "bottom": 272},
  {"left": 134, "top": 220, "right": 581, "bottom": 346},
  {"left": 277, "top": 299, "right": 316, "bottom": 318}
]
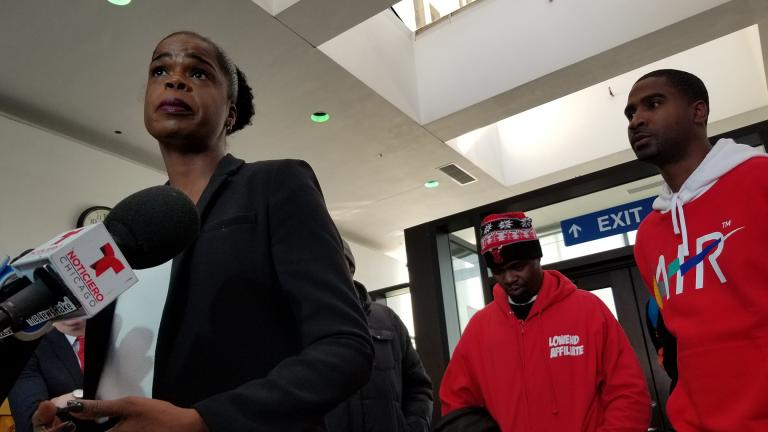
[
  {"left": 447, "top": 25, "right": 768, "bottom": 187},
  {"left": 1, "top": 0, "right": 767, "bottom": 258}
]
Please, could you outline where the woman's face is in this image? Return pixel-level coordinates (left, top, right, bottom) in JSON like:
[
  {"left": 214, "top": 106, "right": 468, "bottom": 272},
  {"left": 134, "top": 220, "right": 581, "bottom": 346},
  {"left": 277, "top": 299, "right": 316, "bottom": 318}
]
[{"left": 144, "top": 33, "right": 235, "bottom": 150}]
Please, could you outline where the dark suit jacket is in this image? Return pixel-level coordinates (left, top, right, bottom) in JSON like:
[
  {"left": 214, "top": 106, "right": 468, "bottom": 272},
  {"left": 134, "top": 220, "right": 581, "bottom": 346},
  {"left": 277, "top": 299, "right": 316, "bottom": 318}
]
[
  {"left": 84, "top": 155, "right": 373, "bottom": 432},
  {"left": 0, "top": 337, "right": 41, "bottom": 401},
  {"left": 8, "top": 330, "right": 81, "bottom": 432}
]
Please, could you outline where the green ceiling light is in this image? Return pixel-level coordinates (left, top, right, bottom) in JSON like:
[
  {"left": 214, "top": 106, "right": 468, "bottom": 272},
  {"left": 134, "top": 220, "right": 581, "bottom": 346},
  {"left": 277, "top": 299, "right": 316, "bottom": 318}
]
[
  {"left": 424, "top": 180, "right": 440, "bottom": 189},
  {"left": 107, "top": 0, "right": 132, "bottom": 5},
  {"left": 311, "top": 112, "right": 330, "bottom": 123}
]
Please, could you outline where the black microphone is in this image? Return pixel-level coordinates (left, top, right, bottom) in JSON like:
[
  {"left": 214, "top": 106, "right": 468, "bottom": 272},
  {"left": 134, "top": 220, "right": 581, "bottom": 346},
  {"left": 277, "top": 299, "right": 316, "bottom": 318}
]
[
  {"left": 0, "top": 186, "right": 198, "bottom": 400},
  {"left": 0, "top": 185, "right": 199, "bottom": 334},
  {"left": 104, "top": 185, "right": 200, "bottom": 270}
]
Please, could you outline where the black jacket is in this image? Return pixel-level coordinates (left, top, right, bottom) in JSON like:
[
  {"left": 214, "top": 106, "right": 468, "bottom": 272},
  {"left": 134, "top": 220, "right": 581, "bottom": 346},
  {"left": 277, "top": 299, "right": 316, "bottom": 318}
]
[
  {"left": 8, "top": 330, "right": 82, "bottom": 432},
  {"left": 0, "top": 337, "right": 40, "bottom": 402},
  {"left": 84, "top": 155, "right": 374, "bottom": 432},
  {"left": 326, "top": 281, "right": 433, "bottom": 432},
  {"left": 433, "top": 407, "right": 500, "bottom": 432}
]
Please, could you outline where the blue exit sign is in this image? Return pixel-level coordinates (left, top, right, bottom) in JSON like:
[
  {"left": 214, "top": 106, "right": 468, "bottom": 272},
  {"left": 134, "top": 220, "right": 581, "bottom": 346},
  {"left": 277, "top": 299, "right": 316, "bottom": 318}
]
[{"left": 559, "top": 197, "right": 656, "bottom": 246}]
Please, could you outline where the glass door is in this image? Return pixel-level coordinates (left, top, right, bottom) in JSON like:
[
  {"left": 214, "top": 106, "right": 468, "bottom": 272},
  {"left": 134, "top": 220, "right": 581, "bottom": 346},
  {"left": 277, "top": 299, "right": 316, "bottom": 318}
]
[
  {"left": 571, "top": 268, "right": 671, "bottom": 432},
  {"left": 441, "top": 227, "right": 487, "bottom": 355}
]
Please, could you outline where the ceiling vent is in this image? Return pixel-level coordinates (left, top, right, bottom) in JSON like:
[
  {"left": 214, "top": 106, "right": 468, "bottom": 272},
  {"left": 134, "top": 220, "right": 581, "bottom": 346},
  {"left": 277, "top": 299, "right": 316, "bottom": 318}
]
[{"left": 438, "top": 163, "right": 477, "bottom": 186}]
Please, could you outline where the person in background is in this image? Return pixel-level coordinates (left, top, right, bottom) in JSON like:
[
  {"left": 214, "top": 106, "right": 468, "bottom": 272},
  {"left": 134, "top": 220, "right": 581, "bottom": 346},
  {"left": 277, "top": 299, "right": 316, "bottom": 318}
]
[
  {"left": 645, "top": 299, "right": 678, "bottom": 392},
  {"left": 627, "top": 68, "right": 768, "bottom": 431},
  {"left": 440, "top": 212, "right": 650, "bottom": 431},
  {"left": 326, "top": 241, "right": 433, "bottom": 432},
  {"left": 9, "top": 319, "right": 87, "bottom": 432},
  {"left": 33, "top": 31, "right": 373, "bottom": 432}
]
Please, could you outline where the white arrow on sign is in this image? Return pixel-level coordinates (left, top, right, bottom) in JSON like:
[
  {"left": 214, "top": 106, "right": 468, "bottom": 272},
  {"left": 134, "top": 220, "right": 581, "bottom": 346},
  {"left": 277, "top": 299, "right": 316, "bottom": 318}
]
[{"left": 568, "top": 224, "right": 582, "bottom": 238}]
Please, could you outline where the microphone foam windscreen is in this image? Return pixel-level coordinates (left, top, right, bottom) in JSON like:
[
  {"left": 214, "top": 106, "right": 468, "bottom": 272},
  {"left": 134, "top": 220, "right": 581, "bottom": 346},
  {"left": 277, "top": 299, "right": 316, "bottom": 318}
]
[{"left": 104, "top": 186, "right": 199, "bottom": 269}]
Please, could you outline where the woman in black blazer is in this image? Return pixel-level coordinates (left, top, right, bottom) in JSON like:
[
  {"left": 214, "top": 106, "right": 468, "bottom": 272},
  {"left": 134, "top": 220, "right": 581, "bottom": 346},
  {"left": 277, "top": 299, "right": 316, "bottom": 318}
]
[{"left": 34, "top": 31, "right": 373, "bottom": 432}]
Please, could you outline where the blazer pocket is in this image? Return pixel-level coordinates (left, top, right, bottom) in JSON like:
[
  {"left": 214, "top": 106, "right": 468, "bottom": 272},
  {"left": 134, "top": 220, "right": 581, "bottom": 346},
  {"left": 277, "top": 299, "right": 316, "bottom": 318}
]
[{"left": 202, "top": 213, "right": 258, "bottom": 233}]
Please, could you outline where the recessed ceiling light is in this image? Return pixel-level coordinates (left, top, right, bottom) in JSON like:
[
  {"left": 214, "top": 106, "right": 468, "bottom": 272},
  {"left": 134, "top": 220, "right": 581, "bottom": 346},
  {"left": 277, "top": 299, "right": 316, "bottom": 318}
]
[
  {"left": 311, "top": 112, "right": 330, "bottom": 123},
  {"left": 107, "top": 0, "right": 132, "bottom": 5},
  {"left": 424, "top": 180, "right": 439, "bottom": 189}
]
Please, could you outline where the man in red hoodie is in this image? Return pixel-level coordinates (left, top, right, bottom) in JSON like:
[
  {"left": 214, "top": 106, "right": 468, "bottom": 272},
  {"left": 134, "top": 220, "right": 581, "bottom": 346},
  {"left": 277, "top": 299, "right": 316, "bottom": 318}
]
[
  {"left": 628, "top": 69, "right": 768, "bottom": 431},
  {"left": 440, "top": 212, "right": 650, "bottom": 431}
]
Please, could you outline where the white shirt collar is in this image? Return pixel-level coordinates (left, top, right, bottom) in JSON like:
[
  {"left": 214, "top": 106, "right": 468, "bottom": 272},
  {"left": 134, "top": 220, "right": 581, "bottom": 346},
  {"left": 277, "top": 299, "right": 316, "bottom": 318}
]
[{"left": 508, "top": 294, "right": 537, "bottom": 306}]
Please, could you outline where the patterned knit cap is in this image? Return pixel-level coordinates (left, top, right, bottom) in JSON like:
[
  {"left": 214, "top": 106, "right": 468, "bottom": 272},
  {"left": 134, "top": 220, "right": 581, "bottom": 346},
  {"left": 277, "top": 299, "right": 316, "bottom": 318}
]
[{"left": 480, "top": 212, "right": 542, "bottom": 269}]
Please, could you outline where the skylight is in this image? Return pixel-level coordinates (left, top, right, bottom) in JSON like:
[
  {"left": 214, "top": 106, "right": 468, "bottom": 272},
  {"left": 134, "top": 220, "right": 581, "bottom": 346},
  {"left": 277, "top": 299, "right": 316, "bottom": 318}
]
[
  {"left": 445, "top": 25, "right": 768, "bottom": 187},
  {"left": 392, "top": 0, "right": 480, "bottom": 32}
]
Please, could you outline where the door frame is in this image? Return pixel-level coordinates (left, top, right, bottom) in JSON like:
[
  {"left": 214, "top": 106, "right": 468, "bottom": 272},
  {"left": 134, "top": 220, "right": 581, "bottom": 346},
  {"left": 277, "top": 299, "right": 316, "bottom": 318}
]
[
  {"left": 547, "top": 246, "right": 672, "bottom": 431},
  {"left": 404, "top": 121, "right": 768, "bottom": 425}
]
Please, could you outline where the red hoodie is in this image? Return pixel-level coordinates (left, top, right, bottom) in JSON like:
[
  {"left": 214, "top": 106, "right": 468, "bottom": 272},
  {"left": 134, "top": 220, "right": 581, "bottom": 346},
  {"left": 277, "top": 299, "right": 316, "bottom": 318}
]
[
  {"left": 440, "top": 270, "right": 649, "bottom": 431},
  {"left": 634, "top": 141, "right": 768, "bottom": 431}
]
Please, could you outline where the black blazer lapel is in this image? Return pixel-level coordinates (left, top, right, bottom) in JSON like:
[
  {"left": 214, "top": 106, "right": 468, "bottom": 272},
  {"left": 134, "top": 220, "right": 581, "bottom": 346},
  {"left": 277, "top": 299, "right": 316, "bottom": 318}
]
[
  {"left": 194, "top": 154, "right": 245, "bottom": 223},
  {"left": 153, "top": 154, "right": 244, "bottom": 393},
  {"left": 83, "top": 302, "right": 116, "bottom": 398}
]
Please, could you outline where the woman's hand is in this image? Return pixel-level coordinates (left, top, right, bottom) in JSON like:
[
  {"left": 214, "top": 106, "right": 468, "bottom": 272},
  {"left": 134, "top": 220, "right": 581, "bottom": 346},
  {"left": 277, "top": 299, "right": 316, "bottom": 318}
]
[
  {"left": 32, "top": 401, "right": 75, "bottom": 432},
  {"left": 74, "top": 397, "right": 209, "bottom": 432}
]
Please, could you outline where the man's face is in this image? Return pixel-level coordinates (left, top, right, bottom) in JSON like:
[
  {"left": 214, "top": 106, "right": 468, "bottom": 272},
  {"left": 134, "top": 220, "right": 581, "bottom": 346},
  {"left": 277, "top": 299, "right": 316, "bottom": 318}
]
[
  {"left": 53, "top": 319, "right": 85, "bottom": 337},
  {"left": 624, "top": 77, "right": 704, "bottom": 166},
  {"left": 492, "top": 258, "right": 543, "bottom": 304}
]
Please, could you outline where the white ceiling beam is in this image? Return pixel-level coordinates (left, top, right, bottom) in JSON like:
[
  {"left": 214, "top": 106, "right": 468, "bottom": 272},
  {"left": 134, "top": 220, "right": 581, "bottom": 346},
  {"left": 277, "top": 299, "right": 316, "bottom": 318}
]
[
  {"left": 424, "top": 0, "right": 768, "bottom": 143},
  {"left": 276, "top": 0, "right": 399, "bottom": 46}
]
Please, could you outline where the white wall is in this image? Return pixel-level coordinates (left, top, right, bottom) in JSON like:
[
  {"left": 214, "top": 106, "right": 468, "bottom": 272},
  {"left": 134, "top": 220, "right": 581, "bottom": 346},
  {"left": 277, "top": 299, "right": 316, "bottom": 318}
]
[
  {"left": 413, "top": 0, "right": 729, "bottom": 123},
  {"left": 0, "top": 114, "right": 165, "bottom": 257},
  {"left": 320, "top": 0, "right": 729, "bottom": 125},
  {"left": 445, "top": 25, "right": 768, "bottom": 188},
  {"left": 319, "top": 10, "right": 420, "bottom": 121},
  {"left": 0, "top": 113, "right": 408, "bottom": 289},
  {"left": 346, "top": 239, "right": 409, "bottom": 290},
  {"left": 250, "top": 0, "right": 301, "bottom": 16},
  {"left": 446, "top": 122, "right": 505, "bottom": 184}
]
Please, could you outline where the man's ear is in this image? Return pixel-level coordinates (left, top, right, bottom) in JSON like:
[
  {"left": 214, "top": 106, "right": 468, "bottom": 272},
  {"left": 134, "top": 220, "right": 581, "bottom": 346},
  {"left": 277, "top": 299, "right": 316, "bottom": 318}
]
[{"left": 692, "top": 100, "right": 709, "bottom": 126}]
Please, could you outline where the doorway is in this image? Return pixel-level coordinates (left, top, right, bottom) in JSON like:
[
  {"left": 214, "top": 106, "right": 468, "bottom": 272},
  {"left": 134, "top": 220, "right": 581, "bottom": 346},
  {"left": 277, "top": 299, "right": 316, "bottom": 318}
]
[
  {"left": 404, "top": 121, "right": 768, "bottom": 428},
  {"left": 549, "top": 246, "right": 673, "bottom": 431}
]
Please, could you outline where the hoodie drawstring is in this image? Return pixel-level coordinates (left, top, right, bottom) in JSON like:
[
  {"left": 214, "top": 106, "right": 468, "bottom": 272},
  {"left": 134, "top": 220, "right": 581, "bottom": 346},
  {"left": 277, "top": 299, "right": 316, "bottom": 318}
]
[
  {"left": 655, "top": 140, "right": 766, "bottom": 258},
  {"left": 670, "top": 193, "right": 690, "bottom": 257}
]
